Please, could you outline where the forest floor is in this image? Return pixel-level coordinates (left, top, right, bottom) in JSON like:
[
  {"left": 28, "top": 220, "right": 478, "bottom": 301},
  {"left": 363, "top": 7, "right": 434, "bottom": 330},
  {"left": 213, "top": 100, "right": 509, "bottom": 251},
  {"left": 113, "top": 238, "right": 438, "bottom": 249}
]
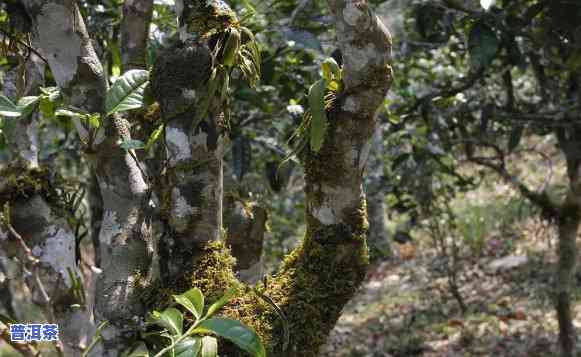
[
  {"left": 322, "top": 136, "right": 581, "bottom": 356},
  {"left": 321, "top": 166, "right": 581, "bottom": 357},
  {"left": 321, "top": 238, "right": 581, "bottom": 357}
]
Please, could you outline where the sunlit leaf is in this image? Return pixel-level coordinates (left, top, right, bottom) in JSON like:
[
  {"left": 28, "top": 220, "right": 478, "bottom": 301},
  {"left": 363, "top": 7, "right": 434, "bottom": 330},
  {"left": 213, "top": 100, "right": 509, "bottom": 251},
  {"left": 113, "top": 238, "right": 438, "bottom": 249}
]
[
  {"left": 86, "top": 113, "right": 101, "bottom": 128},
  {"left": 175, "top": 336, "right": 202, "bottom": 357},
  {"left": 106, "top": 69, "right": 149, "bottom": 115},
  {"left": 39, "top": 87, "right": 60, "bottom": 101},
  {"left": 17, "top": 96, "right": 40, "bottom": 117},
  {"left": 120, "top": 139, "right": 145, "bottom": 151},
  {"left": 308, "top": 79, "right": 327, "bottom": 153},
  {"left": 0, "top": 95, "right": 22, "bottom": 117},
  {"left": 200, "top": 336, "right": 217, "bottom": 357},
  {"left": 145, "top": 124, "right": 164, "bottom": 152},
  {"left": 150, "top": 307, "right": 183, "bottom": 336},
  {"left": 204, "top": 287, "right": 237, "bottom": 319},
  {"left": 173, "top": 287, "right": 204, "bottom": 320},
  {"left": 55, "top": 109, "right": 82, "bottom": 118}
]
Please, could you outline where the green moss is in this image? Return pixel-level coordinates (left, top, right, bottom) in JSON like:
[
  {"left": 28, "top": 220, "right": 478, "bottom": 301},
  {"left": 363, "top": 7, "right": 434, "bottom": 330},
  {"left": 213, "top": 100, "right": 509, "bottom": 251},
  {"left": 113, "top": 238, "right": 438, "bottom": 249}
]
[
  {"left": 150, "top": 40, "right": 212, "bottom": 120},
  {"left": 220, "top": 199, "right": 370, "bottom": 356},
  {"left": 303, "top": 114, "right": 345, "bottom": 189},
  {"left": 183, "top": 240, "right": 239, "bottom": 299},
  {"left": 365, "top": 63, "right": 393, "bottom": 90},
  {"left": 0, "top": 166, "right": 68, "bottom": 214},
  {"left": 184, "top": 1, "right": 238, "bottom": 37},
  {"left": 142, "top": 207, "right": 368, "bottom": 356}
]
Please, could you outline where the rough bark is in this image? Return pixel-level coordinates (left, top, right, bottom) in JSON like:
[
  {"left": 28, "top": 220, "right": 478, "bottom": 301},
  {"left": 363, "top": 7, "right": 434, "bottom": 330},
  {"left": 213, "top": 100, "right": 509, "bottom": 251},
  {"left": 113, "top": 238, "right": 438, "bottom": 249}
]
[
  {"left": 0, "top": 52, "right": 91, "bottom": 356},
  {"left": 21, "top": 1, "right": 155, "bottom": 354},
  {"left": 151, "top": 0, "right": 229, "bottom": 281},
  {"left": 9, "top": 1, "right": 393, "bottom": 356},
  {"left": 256, "top": 2, "right": 393, "bottom": 352},
  {"left": 154, "top": 1, "right": 393, "bottom": 356},
  {"left": 87, "top": 172, "right": 103, "bottom": 268}
]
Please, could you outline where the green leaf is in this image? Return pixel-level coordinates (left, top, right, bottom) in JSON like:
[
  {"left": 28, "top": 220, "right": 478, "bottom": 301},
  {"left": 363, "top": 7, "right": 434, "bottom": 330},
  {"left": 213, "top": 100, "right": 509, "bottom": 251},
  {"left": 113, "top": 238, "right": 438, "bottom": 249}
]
[
  {"left": 173, "top": 287, "right": 205, "bottom": 320},
  {"left": 120, "top": 139, "right": 145, "bottom": 151},
  {"left": 468, "top": 21, "right": 499, "bottom": 69},
  {"left": 55, "top": 109, "right": 82, "bottom": 118},
  {"left": 39, "top": 87, "right": 61, "bottom": 101},
  {"left": 308, "top": 79, "right": 328, "bottom": 153},
  {"left": 145, "top": 124, "right": 164, "bottom": 152},
  {"left": 327, "top": 80, "right": 340, "bottom": 92},
  {"left": 39, "top": 96, "right": 56, "bottom": 120},
  {"left": 17, "top": 96, "right": 40, "bottom": 117},
  {"left": 85, "top": 113, "right": 101, "bottom": 128},
  {"left": 321, "top": 57, "right": 341, "bottom": 82},
  {"left": 106, "top": 69, "right": 149, "bottom": 115},
  {"left": 196, "top": 318, "right": 266, "bottom": 357},
  {"left": 0, "top": 95, "right": 22, "bottom": 117},
  {"left": 240, "top": 0, "right": 256, "bottom": 15},
  {"left": 204, "top": 287, "right": 237, "bottom": 319},
  {"left": 110, "top": 42, "right": 122, "bottom": 77},
  {"left": 175, "top": 337, "right": 202, "bottom": 357},
  {"left": 151, "top": 307, "right": 183, "bottom": 336},
  {"left": 200, "top": 336, "right": 217, "bottom": 357}
]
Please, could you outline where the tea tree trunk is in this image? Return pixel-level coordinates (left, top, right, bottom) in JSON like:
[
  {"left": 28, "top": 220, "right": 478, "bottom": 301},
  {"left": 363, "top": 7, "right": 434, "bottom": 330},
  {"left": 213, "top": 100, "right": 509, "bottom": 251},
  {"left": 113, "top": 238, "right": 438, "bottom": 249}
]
[{"left": 2, "top": 0, "right": 393, "bottom": 355}]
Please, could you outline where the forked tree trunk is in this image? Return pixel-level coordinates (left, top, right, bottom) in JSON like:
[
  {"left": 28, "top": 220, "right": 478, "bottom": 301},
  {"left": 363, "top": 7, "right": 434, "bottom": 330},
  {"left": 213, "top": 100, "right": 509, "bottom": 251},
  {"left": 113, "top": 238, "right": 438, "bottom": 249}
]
[
  {"left": 0, "top": 51, "right": 93, "bottom": 356},
  {"left": 5, "top": 0, "right": 394, "bottom": 355}
]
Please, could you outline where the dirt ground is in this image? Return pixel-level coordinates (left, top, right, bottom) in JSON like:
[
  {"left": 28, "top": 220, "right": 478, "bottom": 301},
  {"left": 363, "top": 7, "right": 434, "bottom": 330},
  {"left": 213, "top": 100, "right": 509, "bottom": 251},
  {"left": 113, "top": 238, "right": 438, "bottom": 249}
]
[{"left": 321, "top": 235, "right": 581, "bottom": 357}]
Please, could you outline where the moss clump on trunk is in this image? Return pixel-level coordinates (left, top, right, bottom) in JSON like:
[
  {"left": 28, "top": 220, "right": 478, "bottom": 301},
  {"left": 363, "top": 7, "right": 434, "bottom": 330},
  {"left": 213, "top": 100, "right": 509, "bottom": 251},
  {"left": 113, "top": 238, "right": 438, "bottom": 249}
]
[
  {"left": 142, "top": 199, "right": 368, "bottom": 356},
  {"left": 182, "top": 0, "right": 238, "bottom": 36},
  {"left": 0, "top": 165, "right": 52, "bottom": 202},
  {"left": 150, "top": 40, "right": 212, "bottom": 120}
]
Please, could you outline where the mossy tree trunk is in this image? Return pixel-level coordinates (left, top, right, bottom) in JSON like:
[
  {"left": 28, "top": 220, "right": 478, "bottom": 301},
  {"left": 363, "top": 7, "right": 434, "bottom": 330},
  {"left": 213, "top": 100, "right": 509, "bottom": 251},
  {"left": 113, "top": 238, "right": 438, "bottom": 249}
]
[
  {"left": 156, "top": 1, "right": 392, "bottom": 356},
  {"left": 20, "top": 0, "right": 155, "bottom": 355},
  {"left": 0, "top": 48, "right": 93, "bottom": 356},
  {"left": 5, "top": 0, "right": 393, "bottom": 356}
]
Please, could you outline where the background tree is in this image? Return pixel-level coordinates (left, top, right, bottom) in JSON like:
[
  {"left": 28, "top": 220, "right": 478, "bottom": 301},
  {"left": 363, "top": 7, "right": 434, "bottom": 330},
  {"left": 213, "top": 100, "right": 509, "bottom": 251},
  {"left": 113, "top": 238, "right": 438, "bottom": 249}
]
[{"left": 386, "top": 1, "right": 581, "bottom": 355}]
